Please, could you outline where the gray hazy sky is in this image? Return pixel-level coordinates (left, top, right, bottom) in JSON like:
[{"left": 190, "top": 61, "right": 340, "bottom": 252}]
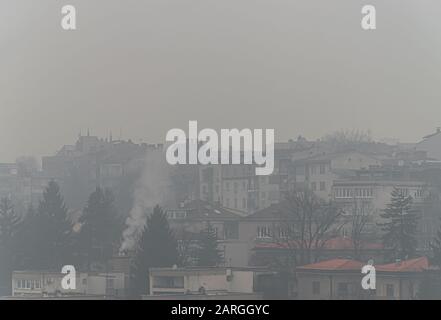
[{"left": 1, "top": 0, "right": 440, "bottom": 162}]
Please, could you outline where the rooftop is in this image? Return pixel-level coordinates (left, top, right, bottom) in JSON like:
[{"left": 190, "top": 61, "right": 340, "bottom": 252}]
[
  {"left": 376, "top": 257, "right": 429, "bottom": 273},
  {"left": 297, "top": 259, "right": 363, "bottom": 271},
  {"left": 254, "top": 237, "right": 384, "bottom": 251},
  {"left": 297, "top": 256, "right": 429, "bottom": 273}
]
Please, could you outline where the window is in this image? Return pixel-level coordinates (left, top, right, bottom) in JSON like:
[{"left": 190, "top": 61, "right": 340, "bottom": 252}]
[
  {"left": 153, "top": 276, "right": 184, "bottom": 289},
  {"left": 337, "top": 283, "right": 349, "bottom": 297},
  {"left": 386, "top": 284, "right": 394, "bottom": 297},
  {"left": 242, "top": 198, "right": 246, "bottom": 209},
  {"left": 320, "top": 181, "right": 326, "bottom": 191},
  {"left": 415, "top": 189, "right": 423, "bottom": 198},
  {"left": 397, "top": 188, "right": 409, "bottom": 197},
  {"left": 167, "top": 210, "right": 187, "bottom": 220},
  {"left": 257, "top": 226, "right": 272, "bottom": 238},
  {"left": 224, "top": 222, "right": 239, "bottom": 240},
  {"left": 234, "top": 198, "right": 238, "bottom": 208},
  {"left": 277, "top": 227, "right": 289, "bottom": 239},
  {"left": 319, "top": 164, "right": 326, "bottom": 174},
  {"left": 311, "top": 182, "right": 316, "bottom": 191},
  {"left": 312, "top": 281, "right": 320, "bottom": 295},
  {"left": 106, "top": 278, "right": 115, "bottom": 290},
  {"left": 225, "top": 182, "right": 230, "bottom": 191}
]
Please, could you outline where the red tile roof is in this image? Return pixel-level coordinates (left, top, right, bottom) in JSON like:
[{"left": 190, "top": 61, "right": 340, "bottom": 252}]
[
  {"left": 296, "top": 257, "right": 429, "bottom": 273},
  {"left": 254, "top": 237, "right": 383, "bottom": 251},
  {"left": 323, "top": 237, "right": 383, "bottom": 250},
  {"left": 297, "top": 259, "right": 363, "bottom": 271},
  {"left": 376, "top": 257, "right": 429, "bottom": 273}
]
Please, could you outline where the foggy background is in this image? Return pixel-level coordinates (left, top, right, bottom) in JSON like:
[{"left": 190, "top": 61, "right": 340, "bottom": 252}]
[{"left": 1, "top": 0, "right": 440, "bottom": 162}]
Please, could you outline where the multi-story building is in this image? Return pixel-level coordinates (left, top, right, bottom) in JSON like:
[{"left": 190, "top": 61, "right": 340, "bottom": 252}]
[
  {"left": 42, "top": 133, "right": 166, "bottom": 209},
  {"left": 416, "top": 127, "right": 441, "bottom": 161},
  {"left": 166, "top": 200, "right": 247, "bottom": 267},
  {"left": 290, "top": 151, "right": 383, "bottom": 200},
  {"left": 332, "top": 167, "right": 427, "bottom": 238},
  {"left": 0, "top": 163, "right": 50, "bottom": 211},
  {"left": 0, "top": 163, "right": 19, "bottom": 201},
  {"left": 198, "top": 141, "right": 304, "bottom": 215}
]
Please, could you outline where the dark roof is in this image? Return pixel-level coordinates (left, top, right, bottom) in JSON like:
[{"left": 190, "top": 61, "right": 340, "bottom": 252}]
[
  {"left": 174, "top": 200, "right": 241, "bottom": 220},
  {"left": 243, "top": 202, "right": 292, "bottom": 220},
  {"left": 422, "top": 130, "right": 441, "bottom": 140}
]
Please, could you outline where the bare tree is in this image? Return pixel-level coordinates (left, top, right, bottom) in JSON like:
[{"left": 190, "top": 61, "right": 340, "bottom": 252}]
[
  {"left": 348, "top": 198, "right": 373, "bottom": 260},
  {"left": 322, "top": 129, "right": 372, "bottom": 148},
  {"left": 275, "top": 188, "right": 344, "bottom": 267}
]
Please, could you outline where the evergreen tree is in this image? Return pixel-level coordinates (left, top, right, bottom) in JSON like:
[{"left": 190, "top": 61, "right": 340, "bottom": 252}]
[
  {"left": 37, "top": 180, "right": 72, "bottom": 268},
  {"left": 195, "top": 222, "right": 224, "bottom": 267},
  {"left": 14, "top": 182, "right": 71, "bottom": 270},
  {"left": 78, "top": 187, "right": 120, "bottom": 267},
  {"left": 0, "top": 198, "right": 21, "bottom": 295},
  {"left": 0, "top": 197, "right": 21, "bottom": 246},
  {"left": 430, "top": 220, "right": 441, "bottom": 268},
  {"left": 378, "top": 188, "right": 419, "bottom": 260},
  {"left": 14, "top": 205, "right": 37, "bottom": 269},
  {"left": 131, "top": 205, "right": 179, "bottom": 297}
]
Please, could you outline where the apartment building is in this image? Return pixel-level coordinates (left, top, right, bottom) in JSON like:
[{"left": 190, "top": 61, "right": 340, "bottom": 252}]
[
  {"left": 166, "top": 200, "right": 249, "bottom": 267},
  {"left": 332, "top": 166, "right": 427, "bottom": 238},
  {"left": 42, "top": 133, "right": 162, "bottom": 209},
  {"left": 290, "top": 151, "right": 383, "bottom": 200},
  {"left": 198, "top": 142, "right": 302, "bottom": 215}
]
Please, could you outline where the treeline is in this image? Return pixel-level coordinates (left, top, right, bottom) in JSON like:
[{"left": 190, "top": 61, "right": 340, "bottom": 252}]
[
  {"left": 0, "top": 180, "right": 224, "bottom": 298},
  {"left": 0, "top": 181, "right": 123, "bottom": 295}
]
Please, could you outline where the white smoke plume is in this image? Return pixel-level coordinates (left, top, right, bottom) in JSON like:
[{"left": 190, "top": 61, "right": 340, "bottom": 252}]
[{"left": 119, "top": 147, "right": 174, "bottom": 253}]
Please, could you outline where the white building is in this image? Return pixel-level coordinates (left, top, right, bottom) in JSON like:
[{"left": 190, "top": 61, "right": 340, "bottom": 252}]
[
  {"left": 291, "top": 151, "right": 383, "bottom": 200},
  {"left": 11, "top": 270, "right": 126, "bottom": 298},
  {"left": 146, "top": 267, "right": 274, "bottom": 299}
]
